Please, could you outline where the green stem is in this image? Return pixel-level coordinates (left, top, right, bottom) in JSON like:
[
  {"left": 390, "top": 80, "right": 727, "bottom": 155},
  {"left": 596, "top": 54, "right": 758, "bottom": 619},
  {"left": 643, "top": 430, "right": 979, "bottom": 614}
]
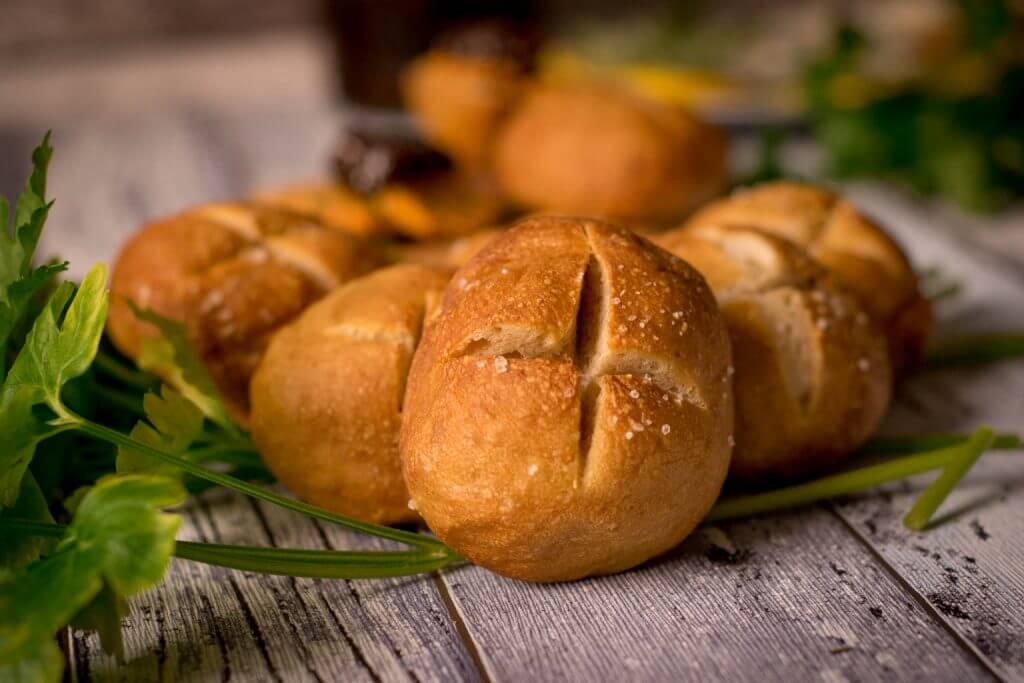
[
  {"left": 93, "top": 350, "right": 157, "bottom": 390},
  {"left": 706, "top": 436, "right": 1009, "bottom": 523},
  {"left": 175, "top": 541, "right": 459, "bottom": 579},
  {"left": 926, "top": 333, "right": 1024, "bottom": 369},
  {"left": 70, "top": 416, "right": 445, "bottom": 550},
  {"left": 0, "top": 518, "right": 67, "bottom": 538},
  {"left": 188, "top": 445, "right": 265, "bottom": 468},
  {"left": 903, "top": 427, "right": 995, "bottom": 531},
  {"left": 0, "top": 519, "right": 461, "bottom": 579},
  {"left": 861, "top": 432, "right": 1020, "bottom": 455}
]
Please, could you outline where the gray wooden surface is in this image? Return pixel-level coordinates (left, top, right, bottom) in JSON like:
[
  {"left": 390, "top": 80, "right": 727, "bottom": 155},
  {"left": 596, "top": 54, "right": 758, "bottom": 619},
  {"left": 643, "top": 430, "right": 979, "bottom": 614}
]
[{"left": 3, "top": 109, "right": 1023, "bottom": 683}]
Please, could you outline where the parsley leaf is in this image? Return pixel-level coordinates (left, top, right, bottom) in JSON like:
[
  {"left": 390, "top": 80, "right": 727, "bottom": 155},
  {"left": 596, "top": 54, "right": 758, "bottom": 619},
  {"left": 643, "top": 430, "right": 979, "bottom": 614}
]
[
  {"left": 116, "top": 386, "right": 204, "bottom": 478},
  {"left": 0, "top": 473, "right": 54, "bottom": 569},
  {"left": 0, "top": 265, "right": 108, "bottom": 506},
  {"left": 0, "top": 133, "right": 67, "bottom": 379},
  {"left": 131, "top": 304, "right": 240, "bottom": 436},
  {"left": 0, "top": 474, "right": 184, "bottom": 682}
]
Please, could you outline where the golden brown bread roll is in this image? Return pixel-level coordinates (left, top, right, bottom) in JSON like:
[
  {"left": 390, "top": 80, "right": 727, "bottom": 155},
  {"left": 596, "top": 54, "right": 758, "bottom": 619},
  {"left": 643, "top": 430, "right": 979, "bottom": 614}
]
[
  {"left": 392, "top": 228, "right": 504, "bottom": 270},
  {"left": 107, "top": 202, "right": 380, "bottom": 421},
  {"left": 250, "top": 265, "right": 451, "bottom": 524},
  {"left": 402, "top": 51, "right": 529, "bottom": 169},
  {"left": 656, "top": 224, "right": 892, "bottom": 480},
  {"left": 371, "top": 173, "right": 505, "bottom": 240},
  {"left": 255, "top": 175, "right": 503, "bottom": 242},
  {"left": 400, "top": 216, "right": 734, "bottom": 582},
  {"left": 492, "top": 84, "right": 728, "bottom": 223},
  {"left": 682, "top": 182, "right": 931, "bottom": 369},
  {"left": 251, "top": 183, "right": 379, "bottom": 237}
]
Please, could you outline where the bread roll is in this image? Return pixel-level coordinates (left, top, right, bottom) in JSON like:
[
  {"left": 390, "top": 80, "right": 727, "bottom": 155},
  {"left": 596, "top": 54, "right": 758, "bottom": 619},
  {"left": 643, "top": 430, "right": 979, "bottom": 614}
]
[
  {"left": 107, "top": 202, "right": 380, "bottom": 421},
  {"left": 371, "top": 173, "right": 504, "bottom": 240},
  {"left": 492, "top": 84, "right": 727, "bottom": 223},
  {"left": 392, "top": 228, "right": 503, "bottom": 270},
  {"left": 682, "top": 182, "right": 930, "bottom": 369},
  {"left": 402, "top": 49, "right": 530, "bottom": 169},
  {"left": 252, "top": 183, "right": 379, "bottom": 237},
  {"left": 656, "top": 224, "right": 892, "bottom": 480},
  {"left": 250, "top": 265, "right": 451, "bottom": 524},
  {"left": 401, "top": 216, "right": 734, "bottom": 582}
]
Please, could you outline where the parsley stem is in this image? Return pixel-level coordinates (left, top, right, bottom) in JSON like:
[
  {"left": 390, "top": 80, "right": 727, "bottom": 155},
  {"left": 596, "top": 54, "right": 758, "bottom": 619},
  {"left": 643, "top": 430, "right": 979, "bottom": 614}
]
[
  {"left": 706, "top": 432, "right": 1008, "bottom": 522},
  {"left": 860, "top": 432, "right": 1020, "bottom": 455},
  {"left": 903, "top": 427, "right": 995, "bottom": 530},
  {"left": 92, "top": 350, "right": 157, "bottom": 390},
  {"left": 174, "top": 541, "right": 460, "bottom": 579},
  {"left": 70, "top": 416, "right": 446, "bottom": 550},
  {"left": 0, "top": 519, "right": 461, "bottom": 579},
  {"left": 926, "top": 333, "right": 1024, "bottom": 369}
]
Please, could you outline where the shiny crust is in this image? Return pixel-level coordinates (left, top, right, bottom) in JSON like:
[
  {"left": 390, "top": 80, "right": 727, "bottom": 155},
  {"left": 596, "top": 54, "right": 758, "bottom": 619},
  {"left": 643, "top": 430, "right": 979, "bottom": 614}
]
[
  {"left": 250, "top": 265, "right": 451, "bottom": 524},
  {"left": 682, "top": 182, "right": 930, "bottom": 369},
  {"left": 401, "top": 51, "right": 529, "bottom": 168},
  {"left": 657, "top": 224, "right": 892, "bottom": 480},
  {"left": 492, "top": 85, "right": 727, "bottom": 222},
  {"left": 400, "top": 216, "right": 734, "bottom": 582},
  {"left": 107, "top": 202, "right": 379, "bottom": 421}
]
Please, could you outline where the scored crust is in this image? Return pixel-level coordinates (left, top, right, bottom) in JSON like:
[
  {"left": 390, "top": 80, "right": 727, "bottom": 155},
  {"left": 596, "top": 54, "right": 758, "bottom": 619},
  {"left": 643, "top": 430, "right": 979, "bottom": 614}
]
[
  {"left": 656, "top": 224, "right": 892, "bottom": 480},
  {"left": 107, "top": 202, "right": 380, "bottom": 421},
  {"left": 492, "top": 84, "right": 727, "bottom": 223},
  {"left": 682, "top": 181, "right": 930, "bottom": 369},
  {"left": 400, "top": 216, "right": 734, "bottom": 582},
  {"left": 250, "top": 265, "right": 451, "bottom": 524}
]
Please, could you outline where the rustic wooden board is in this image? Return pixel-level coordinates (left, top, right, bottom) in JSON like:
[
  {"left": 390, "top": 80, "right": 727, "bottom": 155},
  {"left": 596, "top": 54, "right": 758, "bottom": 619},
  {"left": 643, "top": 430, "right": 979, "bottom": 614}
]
[
  {"left": 823, "top": 186, "right": 1024, "bottom": 681},
  {"left": 439, "top": 509, "right": 996, "bottom": 682},
  {"left": 1, "top": 113, "right": 1020, "bottom": 682}
]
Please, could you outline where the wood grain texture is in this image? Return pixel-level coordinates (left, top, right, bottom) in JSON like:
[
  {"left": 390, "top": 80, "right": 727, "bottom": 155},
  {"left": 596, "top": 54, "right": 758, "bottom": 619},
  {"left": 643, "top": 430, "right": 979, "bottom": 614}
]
[
  {"left": 71, "top": 488, "right": 479, "bottom": 682},
  {"left": 821, "top": 189, "right": 1024, "bottom": 680},
  {"left": 439, "top": 509, "right": 994, "bottom": 682}
]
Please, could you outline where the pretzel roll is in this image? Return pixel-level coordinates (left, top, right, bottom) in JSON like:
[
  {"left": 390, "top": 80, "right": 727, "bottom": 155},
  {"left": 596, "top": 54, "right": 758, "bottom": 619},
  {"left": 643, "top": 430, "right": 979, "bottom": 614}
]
[
  {"left": 250, "top": 265, "right": 450, "bottom": 524},
  {"left": 656, "top": 224, "right": 892, "bottom": 480},
  {"left": 108, "top": 202, "right": 380, "bottom": 421},
  {"left": 401, "top": 216, "right": 734, "bottom": 582},
  {"left": 683, "top": 182, "right": 930, "bottom": 369},
  {"left": 492, "top": 84, "right": 727, "bottom": 223}
]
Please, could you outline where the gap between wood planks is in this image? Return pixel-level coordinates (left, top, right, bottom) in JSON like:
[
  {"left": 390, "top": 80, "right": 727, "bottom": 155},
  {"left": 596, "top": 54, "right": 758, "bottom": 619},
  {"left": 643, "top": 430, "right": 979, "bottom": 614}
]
[
  {"left": 431, "top": 574, "right": 494, "bottom": 683},
  {"left": 827, "top": 506, "right": 1005, "bottom": 682}
]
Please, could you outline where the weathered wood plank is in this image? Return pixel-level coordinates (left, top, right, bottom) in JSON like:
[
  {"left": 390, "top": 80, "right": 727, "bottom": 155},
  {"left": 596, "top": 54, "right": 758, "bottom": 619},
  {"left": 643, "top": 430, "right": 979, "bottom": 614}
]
[
  {"left": 439, "top": 508, "right": 994, "bottom": 682},
  {"left": 825, "top": 185, "right": 1024, "bottom": 681},
  {"left": 72, "top": 488, "right": 480, "bottom": 682}
]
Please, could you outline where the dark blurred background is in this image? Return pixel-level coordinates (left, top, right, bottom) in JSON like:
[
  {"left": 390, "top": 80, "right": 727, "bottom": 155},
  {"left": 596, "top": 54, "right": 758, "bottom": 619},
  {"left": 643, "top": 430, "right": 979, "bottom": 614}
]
[{"left": 1, "top": 0, "right": 1021, "bottom": 215}]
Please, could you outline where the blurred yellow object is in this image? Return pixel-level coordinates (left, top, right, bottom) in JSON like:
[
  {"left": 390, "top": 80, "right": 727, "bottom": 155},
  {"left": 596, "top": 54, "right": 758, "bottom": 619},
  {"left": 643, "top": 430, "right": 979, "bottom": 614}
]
[{"left": 538, "top": 47, "right": 739, "bottom": 110}]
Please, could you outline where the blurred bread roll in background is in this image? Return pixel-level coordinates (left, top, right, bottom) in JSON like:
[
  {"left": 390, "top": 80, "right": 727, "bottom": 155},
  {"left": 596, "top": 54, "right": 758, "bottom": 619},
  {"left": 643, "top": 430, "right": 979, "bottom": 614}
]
[
  {"left": 657, "top": 224, "right": 892, "bottom": 480},
  {"left": 250, "top": 265, "right": 451, "bottom": 524},
  {"left": 492, "top": 84, "right": 727, "bottom": 224},
  {"left": 682, "top": 182, "right": 931, "bottom": 369},
  {"left": 401, "top": 20, "right": 538, "bottom": 169},
  {"left": 107, "top": 202, "right": 380, "bottom": 422},
  {"left": 401, "top": 216, "right": 734, "bottom": 582}
]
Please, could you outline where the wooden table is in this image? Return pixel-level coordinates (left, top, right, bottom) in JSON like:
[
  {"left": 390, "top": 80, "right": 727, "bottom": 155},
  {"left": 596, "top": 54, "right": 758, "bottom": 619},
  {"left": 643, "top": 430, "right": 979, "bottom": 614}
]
[{"left": 3, "top": 107, "right": 1024, "bottom": 683}]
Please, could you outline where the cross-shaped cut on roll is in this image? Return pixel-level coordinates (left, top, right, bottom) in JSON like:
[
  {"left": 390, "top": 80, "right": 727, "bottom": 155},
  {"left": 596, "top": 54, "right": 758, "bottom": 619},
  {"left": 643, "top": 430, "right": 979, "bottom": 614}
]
[{"left": 400, "top": 216, "right": 734, "bottom": 582}]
